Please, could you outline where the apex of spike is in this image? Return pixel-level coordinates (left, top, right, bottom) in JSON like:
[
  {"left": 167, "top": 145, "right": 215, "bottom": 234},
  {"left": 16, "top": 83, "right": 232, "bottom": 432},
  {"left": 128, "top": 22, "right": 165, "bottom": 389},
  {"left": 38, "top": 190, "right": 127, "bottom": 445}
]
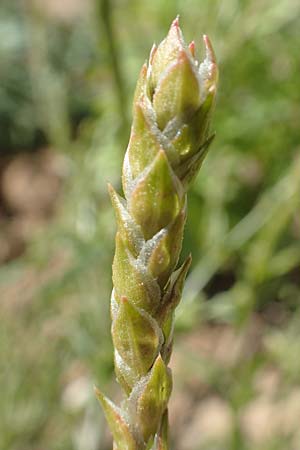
[
  {"left": 167, "top": 15, "right": 184, "bottom": 46},
  {"left": 149, "top": 18, "right": 217, "bottom": 95},
  {"left": 171, "top": 15, "right": 180, "bottom": 29},
  {"left": 128, "top": 17, "right": 218, "bottom": 189}
]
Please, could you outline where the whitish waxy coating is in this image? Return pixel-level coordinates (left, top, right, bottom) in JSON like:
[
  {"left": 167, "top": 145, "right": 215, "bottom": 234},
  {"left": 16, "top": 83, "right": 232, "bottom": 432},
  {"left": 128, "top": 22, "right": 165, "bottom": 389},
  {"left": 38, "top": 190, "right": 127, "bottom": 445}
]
[{"left": 96, "top": 18, "right": 218, "bottom": 450}]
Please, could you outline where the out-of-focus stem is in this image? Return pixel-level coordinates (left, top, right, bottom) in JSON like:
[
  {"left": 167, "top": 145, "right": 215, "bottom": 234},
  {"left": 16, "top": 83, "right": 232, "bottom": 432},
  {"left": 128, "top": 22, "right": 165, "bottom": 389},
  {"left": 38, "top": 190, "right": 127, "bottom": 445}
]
[
  {"left": 22, "top": 0, "right": 71, "bottom": 150},
  {"left": 98, "top": 0, "right": 129, "bottom": 140}
]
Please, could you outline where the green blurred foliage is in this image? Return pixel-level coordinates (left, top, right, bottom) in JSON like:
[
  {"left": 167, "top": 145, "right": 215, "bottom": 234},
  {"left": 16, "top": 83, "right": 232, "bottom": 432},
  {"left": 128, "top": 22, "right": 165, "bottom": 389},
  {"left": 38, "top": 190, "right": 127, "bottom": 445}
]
[{"left": 1, "top": 0, "right": 300, "bottom": 449}]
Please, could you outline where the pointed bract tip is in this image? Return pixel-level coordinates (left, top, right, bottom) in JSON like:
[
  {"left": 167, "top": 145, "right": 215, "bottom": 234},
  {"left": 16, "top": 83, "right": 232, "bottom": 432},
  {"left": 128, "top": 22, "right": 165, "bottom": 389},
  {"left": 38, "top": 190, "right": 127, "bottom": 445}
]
[
  {"left": 160, "top": 15, "right": 184, "bottom": 52},
  {"left": 155, "top": 352, "right": 164, "bottom": 364},
  {"left": 149, "top": 44, "right": 157, "bottom": 65},
  {"left": 107, "top": 182, "right": 120, "bottom": 202},
  {"left": 107, "top": 182, "right": 114, "bottom": 196},
  {"left": 94, "top": 385, "right": 102, "bottom": 398},
  {"left": 120, "top": 295, "right": 128, "bottom": 304},
  {"left": 177, "top": 48, "right": 191, "bottom": 63},
  {"left": 203, "top": 34, "right": 216, "bottom": 63},
  {"left": 189, "top": 41, "right": 196, "bottom": 58},
  {"left": 172, "top": 16, "right": 180, "bottom": 28}
]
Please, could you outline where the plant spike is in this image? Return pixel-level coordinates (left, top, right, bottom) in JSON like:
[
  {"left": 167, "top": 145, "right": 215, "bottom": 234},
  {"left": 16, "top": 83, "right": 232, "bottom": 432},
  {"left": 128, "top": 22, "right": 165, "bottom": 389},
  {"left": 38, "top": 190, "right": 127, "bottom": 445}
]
[{"left": 97, "top": 17, "right": 218, "bottom": 450}]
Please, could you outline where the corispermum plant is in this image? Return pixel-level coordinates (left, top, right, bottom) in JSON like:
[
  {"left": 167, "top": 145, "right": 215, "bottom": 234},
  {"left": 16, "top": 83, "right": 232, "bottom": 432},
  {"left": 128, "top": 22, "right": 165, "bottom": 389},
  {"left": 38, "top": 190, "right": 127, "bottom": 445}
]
[{"left": 96, "top": 17, "right": 218, "bottom": 450}]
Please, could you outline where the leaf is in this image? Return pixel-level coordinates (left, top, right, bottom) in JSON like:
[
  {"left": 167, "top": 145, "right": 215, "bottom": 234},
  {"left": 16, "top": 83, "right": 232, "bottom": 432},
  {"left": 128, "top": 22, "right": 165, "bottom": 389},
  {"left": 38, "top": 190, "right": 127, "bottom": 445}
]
[
  {"left": 179, "top": 134, "right": 215, "bottom": 188},
  {"left": 95, "top": 388, "right": 137, "bottom": 450},
  {"left": 133, "top": 63, "right": 147, "bottom": 104},
  {"left": 160, "top": 314, "right": 174, "bottom": 364},
  {"left": 112, "top": 297, "right": 162, "bottom": 379},
  {"left": 114, "top": 349, "right": 137, "bottom": 395},
  {"left": 153, "top": 50, "right": 201, "bottom": 131},
  {"left": 127, "top": 100, "right": 162, "bottom": 180},
  {"left": 150, "top": 17, "right": 184, "bottom": 90},
  {"left": 136, "top": 355, "right": 172, "bottom": 443},
  {"left": 144, "top": 206, "right": 186, "bottom": 289},
  {"left": 108, "top": 183, "right": 144, "bottom": 257},
  {"left": 129, "top": 150, "right": 183, "bottom": 240},
  {"left": 170, "top": 89, "right": 215, "bottom": 173},
  {"left": 157, "top": 255, "right": 192, "bottom": 324},
  {"left": 113, "top": 233, "right": 161, "bottom": 312},
  {"left": 149, "top": 206, "right": 186, "bottom": 287}
]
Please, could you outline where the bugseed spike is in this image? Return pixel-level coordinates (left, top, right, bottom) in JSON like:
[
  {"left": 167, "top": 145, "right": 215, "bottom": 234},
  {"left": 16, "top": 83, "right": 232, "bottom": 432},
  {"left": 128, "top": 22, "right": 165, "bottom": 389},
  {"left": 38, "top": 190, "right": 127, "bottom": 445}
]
[{"left": 98, "top": 18, "right": 218, "bottom": 450}]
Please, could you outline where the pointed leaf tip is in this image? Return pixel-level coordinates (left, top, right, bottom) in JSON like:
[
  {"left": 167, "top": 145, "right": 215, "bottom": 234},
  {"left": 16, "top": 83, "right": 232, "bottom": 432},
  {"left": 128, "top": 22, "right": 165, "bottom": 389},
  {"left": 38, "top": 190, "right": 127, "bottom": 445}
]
[
  {"left": 129, "top": 149, "right": 183, "bottom": 239},
  {"left": 112, "top": 232, "right": 160, "bottom": 311},
  {"left": 108, "top": 183, "right": 144, "bottom": 257},
  {"left": 112, "top": 296, "right": 161, "bottom": 378},
  {"left": 202, "top": 35, "right": 218, "bottom": 86},
  {"left": 149, "top": 44, "right": 157, "bottom": 65},
  {"left": 95, "top": 387, "right": 137, "bottom": 450},
  {"left": 158, "top": 254, "right": 192, "bottom": 323},
  {"left": 153, "top": 48, "right": 201, "bottom": 129},
  {"left": 133, "top": 63, "right": 148, "bottom": 105},
  {"left": 189, "top": 41, "right": 196, "bottom": 57},
  {"left": 137, "top": 354, "right": 172, "bottom": 442}
]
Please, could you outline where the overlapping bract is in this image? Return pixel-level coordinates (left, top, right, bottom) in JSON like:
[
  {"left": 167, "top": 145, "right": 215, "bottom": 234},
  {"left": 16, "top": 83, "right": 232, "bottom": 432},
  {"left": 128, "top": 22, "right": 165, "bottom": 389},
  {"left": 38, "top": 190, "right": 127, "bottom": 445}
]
[{"left": 97, "top": 18, "right": 218, "bottom": 450}]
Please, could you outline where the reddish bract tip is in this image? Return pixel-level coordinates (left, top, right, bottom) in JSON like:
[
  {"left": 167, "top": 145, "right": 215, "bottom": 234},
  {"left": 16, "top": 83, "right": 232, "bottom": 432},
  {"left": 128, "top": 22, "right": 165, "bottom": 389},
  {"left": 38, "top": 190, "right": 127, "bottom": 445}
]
[
  {"left": 177, "top": 48, "right": 190, "bottom": 63},
  {"left": 172, "top": 16, "right": 180, "bottom": 28},
  {"left": 149, "top": 44, "right": 157, "bottom": 65},
  {"left": 136, "top": 63, "right": 147, "bottom": 80},
  {"left": 166, "top": 16, "right": 184, "bottom": 48},
  {"left": 203, "top": 34, "right": 216, "bottom": 63},
  {"left": 189, "top": 41, "right": 196, "bottom": 57}
]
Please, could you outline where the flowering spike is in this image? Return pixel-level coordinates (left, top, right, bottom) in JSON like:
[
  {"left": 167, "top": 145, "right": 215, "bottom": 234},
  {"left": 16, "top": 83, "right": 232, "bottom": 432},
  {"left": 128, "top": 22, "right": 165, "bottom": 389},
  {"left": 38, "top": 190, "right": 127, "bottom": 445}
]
[{"left": 98, "top": 18, "right": 218, "bottom": 449}]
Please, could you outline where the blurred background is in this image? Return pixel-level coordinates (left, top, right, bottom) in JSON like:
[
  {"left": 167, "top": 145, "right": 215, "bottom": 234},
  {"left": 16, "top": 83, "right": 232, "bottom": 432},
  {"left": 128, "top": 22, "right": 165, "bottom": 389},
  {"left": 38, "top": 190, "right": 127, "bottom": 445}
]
[{"left": 1, "top": 0, "right": 300, "bottom": 449}]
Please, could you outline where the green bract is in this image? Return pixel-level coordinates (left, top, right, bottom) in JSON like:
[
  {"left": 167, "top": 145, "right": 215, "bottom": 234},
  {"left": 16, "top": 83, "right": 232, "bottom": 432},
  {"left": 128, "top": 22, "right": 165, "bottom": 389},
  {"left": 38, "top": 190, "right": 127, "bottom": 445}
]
[{"left": 97, "top": 17, "right": 218, "bottom": 450}]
